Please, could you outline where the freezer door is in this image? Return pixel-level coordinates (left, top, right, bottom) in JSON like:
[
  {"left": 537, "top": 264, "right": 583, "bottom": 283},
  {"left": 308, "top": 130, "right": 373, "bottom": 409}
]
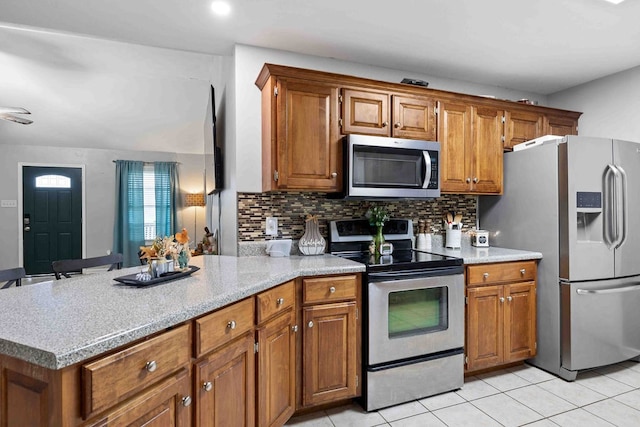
[
  {"left": 613, "top": 139, "right": 640, "bottom": 278},
  {"left": 561, "top": 276, "right": 640, "bottom": 371},
  {"left": 565, "top": 137, "right": 614, "bottom": 281}
]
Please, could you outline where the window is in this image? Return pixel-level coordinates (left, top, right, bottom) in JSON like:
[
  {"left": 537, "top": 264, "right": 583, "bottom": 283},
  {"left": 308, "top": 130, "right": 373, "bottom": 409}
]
[
  {"left": 35, "top": 174, "right": 71, "bottom": 188},
  {"left": 143, "top": 165, "right": 157, "bottom": 240}
]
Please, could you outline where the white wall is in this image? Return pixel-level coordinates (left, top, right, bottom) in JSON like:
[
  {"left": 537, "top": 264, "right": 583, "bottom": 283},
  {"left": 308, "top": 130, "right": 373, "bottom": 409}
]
[
  {"left": 232, "top": 44, "right": 550, "bottom": 194},
  {"left": 0, "top": 145, "right": 204, "bottom": 270},
  {"left": 548, "top": 65, "right": 640, "bottom": 142}
]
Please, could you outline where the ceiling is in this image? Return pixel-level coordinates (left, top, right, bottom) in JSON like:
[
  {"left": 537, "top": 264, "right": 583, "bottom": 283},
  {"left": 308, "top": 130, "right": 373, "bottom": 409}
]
[{"left": 2, "top": 0, "right": 640, "bottom": 95}]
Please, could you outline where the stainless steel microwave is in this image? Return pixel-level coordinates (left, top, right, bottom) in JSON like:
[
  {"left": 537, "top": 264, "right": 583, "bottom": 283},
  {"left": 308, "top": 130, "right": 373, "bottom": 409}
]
[{"left": 340, "top": 134, "right": 440, "bottom": 199}]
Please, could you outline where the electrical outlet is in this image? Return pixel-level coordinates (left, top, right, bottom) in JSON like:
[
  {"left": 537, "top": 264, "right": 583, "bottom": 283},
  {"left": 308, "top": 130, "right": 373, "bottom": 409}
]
[{"left": 266, "top": 217, "right": 278, "bottom": 236}]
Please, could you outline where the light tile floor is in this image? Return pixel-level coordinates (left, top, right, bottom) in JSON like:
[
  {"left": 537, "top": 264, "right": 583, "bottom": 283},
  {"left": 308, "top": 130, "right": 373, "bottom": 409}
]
[{"left": 286, "top": 361, "right": 640, "bottom": 427}]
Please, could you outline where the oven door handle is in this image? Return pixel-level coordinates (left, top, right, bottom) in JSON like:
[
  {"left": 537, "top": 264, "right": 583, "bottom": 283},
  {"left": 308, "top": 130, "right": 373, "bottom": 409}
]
[{"left": 368, "top": 266, "right": 462, "bottom": 281}]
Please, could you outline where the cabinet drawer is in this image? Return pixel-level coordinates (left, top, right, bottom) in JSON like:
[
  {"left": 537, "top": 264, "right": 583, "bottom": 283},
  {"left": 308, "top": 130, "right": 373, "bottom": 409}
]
[
  {"left": 195, "top": 297, "right": 254, "bottom": 357},
  {"left": 256, "top": 280, "right": 295, "bottom": 324},
  {"left": 467, "top": 261, "right": 536, "bottom": 286},
  {"left": 82, "top": 323, "right": 191, "bottom": 418},
  {"left": 303, "top": 275, "right": 358, "bottom": 304}
]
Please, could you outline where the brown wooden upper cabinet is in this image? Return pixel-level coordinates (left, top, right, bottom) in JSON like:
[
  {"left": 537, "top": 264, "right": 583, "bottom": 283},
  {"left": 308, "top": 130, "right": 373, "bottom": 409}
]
[
  {"left": 258, "top": 74, "right": 342, "bottom": 192},
  {"left": 504, "top": 110, "right": 544, "bottom": 151},
  {"left": 545, "top": 113, "right": 578, "bottom": 136},
  {"left": 341, "top": 88, "right": 437, "bottom": 140},
  {"left": 438, "top": 101, "right": 504, "bottom": 194}
]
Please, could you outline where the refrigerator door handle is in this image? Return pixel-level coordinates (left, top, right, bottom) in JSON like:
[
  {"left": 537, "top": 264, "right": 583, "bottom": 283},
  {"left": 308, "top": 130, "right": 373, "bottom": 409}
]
[
  {"left": 616, "top": 165, "right": 628, "bottom": 249},
  {"left": 603, "top": 164, "right": 618, "bottom": 248},
  {"left": 576, "top": 282, "right": 640, "bottom": 295}
]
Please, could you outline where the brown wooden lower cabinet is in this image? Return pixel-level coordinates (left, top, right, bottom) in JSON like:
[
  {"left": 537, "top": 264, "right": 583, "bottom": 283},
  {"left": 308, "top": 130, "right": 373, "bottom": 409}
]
[
  {"left": 256, "top": 308, "right": 296, "bottom": 427},
  {"left": 302, "top": 301, "right": 358, "bottom": 407},
  {"left": 465, "top": 261, "right": 537, "bottom": 373},
  {"left": 194, "top": 332, "right": 255, "bottom": 427}
]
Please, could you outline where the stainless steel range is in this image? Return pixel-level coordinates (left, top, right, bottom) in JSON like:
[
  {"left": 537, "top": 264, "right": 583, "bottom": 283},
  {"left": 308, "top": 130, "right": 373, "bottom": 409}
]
[{"left": 329, "top": 219, "right": 464, "bottom": 411}]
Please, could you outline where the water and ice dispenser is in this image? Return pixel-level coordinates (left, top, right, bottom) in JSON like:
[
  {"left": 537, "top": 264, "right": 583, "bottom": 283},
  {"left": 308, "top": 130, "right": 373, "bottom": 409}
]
[{"left": 576, "top": 191, "right": 602, "bottom": 242}]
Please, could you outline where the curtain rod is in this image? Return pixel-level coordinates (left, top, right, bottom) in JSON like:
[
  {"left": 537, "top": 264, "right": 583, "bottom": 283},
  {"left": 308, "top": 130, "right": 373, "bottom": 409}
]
[{"left": 112, "top": 160, "right": 181, "bottom": 164}]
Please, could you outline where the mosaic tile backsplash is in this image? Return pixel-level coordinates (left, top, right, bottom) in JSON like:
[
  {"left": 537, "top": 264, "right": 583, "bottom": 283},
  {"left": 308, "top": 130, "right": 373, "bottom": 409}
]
[{"left": 237, "top": 192, "right": 477, "bottom": 242}]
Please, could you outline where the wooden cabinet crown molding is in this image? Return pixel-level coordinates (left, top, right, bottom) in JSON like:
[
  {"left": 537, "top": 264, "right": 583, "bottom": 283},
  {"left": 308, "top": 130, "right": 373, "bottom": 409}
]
[{"left": 255, "top": 63, "right": 582, "bottom": 121}]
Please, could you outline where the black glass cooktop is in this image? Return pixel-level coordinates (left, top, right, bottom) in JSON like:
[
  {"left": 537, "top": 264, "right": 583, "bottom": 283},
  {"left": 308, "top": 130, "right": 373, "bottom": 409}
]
[{"left": 333, "top": 248, "right": 463, "bottom": 273}]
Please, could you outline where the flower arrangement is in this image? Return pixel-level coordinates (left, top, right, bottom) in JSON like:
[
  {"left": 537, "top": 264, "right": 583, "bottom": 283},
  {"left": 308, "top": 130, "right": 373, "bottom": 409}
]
[
  {"left": 139, "top": 228, "right": 191, "bottom": 269},
  {"left": 366, "top": 205, "right": 389, "bottom": 228}
]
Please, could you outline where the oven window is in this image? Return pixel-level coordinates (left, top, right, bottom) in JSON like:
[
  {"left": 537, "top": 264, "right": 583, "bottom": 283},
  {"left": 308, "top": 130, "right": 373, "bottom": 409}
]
[{"left": 388, "top": 287, "right": 448, "bottom": 338}]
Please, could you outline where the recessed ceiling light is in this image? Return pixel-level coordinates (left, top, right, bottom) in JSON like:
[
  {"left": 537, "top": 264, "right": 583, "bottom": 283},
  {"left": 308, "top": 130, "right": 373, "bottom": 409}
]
[{"left": 211, "top": 1, "right": 231, "bottom": 16}]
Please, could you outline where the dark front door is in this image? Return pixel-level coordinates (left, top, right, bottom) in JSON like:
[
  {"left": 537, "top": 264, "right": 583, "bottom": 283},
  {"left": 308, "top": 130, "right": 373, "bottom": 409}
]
[{"left": 23, "top": 166, "right": 82, "bottom": 275}]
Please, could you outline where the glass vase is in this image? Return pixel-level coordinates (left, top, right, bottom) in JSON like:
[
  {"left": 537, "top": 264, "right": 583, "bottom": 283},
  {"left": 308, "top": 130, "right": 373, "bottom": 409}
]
[
  {"left": 299, "top": 216, "right": 326, "bottom": 255},
  {"left": 373, "top": 225, "right": 385, "bottom": 256}
]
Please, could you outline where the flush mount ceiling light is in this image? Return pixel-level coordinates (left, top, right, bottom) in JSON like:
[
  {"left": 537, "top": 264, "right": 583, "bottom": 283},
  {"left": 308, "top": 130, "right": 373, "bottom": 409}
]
[
  {"left": 0, "top": 106, "right": 33, "bottom": 125},
  {"left": 211, "top": 1, "right": 231, "bottom": 16},
  {"left": 600, "top": 0, "right": 625, "bottom": 4}
]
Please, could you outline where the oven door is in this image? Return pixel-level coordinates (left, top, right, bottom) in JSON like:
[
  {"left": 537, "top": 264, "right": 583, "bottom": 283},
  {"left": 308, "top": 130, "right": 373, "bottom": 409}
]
[{"left": 368, "top": 273, "right": 464, "bottom": 366}]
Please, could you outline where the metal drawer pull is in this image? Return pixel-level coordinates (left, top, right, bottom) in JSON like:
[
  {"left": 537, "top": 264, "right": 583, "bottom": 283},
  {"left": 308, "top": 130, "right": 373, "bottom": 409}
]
[
  {"left": 276, "top": 297, "right": 284, "bottom": 305},
  {"left": 499, "top": 297, "right": 505, "bottom": 303},
  {"left": 203, "top": 381, "right": 213, "bottom": 392},
  {"left": 308, "top": 321, "right": 314, "bottom": 328},
  {"left": 507, "top": 296, "right": 513, "bottom": 302},
  {"left": 329, "top": 286, "right": 336, "bottom": 293},
  {"left": 145, "top": 360, "right": 157, "bottom": 372},
  {"left": 181, "top": 396, "right": 192, "bottom": 407},
  {"left": 292, "top": 325, "right": 298, "bottom": 332},
  {"left": 227, "top": 320, "right": 236, "bottom": 330},
  {"left": 483, "top": 273, "right": 489, "bottom": 279},
  {"left": 520, "top": 269, "right": 526, "bottom": 275}
]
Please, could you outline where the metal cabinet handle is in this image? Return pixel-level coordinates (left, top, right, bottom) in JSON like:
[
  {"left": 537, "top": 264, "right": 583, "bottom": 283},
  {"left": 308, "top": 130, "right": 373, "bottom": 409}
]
[
  {"left": 202, "top": 381, "right": 213, "bottom": 392},
  {"left": 500, "top": 297, "right": 505, "bottom": 303},
  {"left": 382, "top": 121, "right": 389, "bottom": 127},
  {"left": 331, "top": 172, "right": 337, "bottom": 178},
  {"left": 308, "top": 321, "right": 314, "bottom": 328},
  {"left": 292, "top": 325, "right": 298, "bottom": 332},
  {"left": 181, "top": 396, "right": 192, "bottom": 407},
  {"left": 466, "top": 177, "right": 471, "bottom": 183},
  {"left": 145, "top": 360, "right": 157, "bottom": 372},
  {"left": 507, "top": 296, "right": 513, "bottom": 302},
  {"left": 276, "top": 298, "right": 284, "bottom": 305},
  {"left": 329, "top": 286, "right": 336, "bottom": 293},
  {"left": 483, "top": 273, "right": 489, "bottom": 279},
  {"left": 520, "top": 269, "right": 526, "bottom": 275},
  {"left": 473, "top": 177, "right": 479, "bottom": 183},
  {"left": 227, "top": 320, "right": 236, "bottom": 330},
  {"left": 394, "top": 122, "right": 401, "bottom": 128}
]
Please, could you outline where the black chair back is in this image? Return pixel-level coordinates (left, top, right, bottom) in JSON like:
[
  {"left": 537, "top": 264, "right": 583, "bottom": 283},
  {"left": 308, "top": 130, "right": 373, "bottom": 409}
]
[
  {"left": 52, "top": 253, "right": 123, "bottom": 280},
  {"left": 0, "top": 267, "right": 26, "bottom": 289}
]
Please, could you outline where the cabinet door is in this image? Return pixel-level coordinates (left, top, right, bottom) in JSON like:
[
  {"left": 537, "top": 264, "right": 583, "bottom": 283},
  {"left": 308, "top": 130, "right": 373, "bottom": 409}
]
[
  {"left": 276, "top": 79, "right": 341, "bottom": 191},
  {"left": 504, "top": 281, "right": 537, "bottom": 363},
  {"left": 341, "top": 88, "right": 390, "bottom": 136},
  {"left": 195, "top": 333, "right": 255, "bottom": 427},
  {"left": 471, "top": 106, "right": 504, "bottom": 194},
  {"left": 438, "top": 100, "right": 473, "bottom": 193},
  {"left": 466, "top": 285, "right": 504, "bottom": 372},
  {"left": 544, "top": 114, "right": 578, "bottom": 136},
  {"left": 504, "top": 110, "right": 544, "bottom": 150},
  {"left": 302, "top": 302, "right": 357, "bottom": 407},
  {"left": 392, "top": 95, "right": 437, "bottom": 140},
  {"left": 88, "top": 369, "right": 191, "bottom": 427},
  {"left": 257, "top": 309, "right": 296, "bottom": 427}
]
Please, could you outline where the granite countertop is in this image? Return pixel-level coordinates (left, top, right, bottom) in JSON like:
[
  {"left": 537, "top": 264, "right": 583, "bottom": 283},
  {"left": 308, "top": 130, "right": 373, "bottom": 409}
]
[
  {"left": 430, "top": 245, "right": 543, "bottom": 265},
  {"left": 0, "top": 255, "right": 364, "bottom": 370}
]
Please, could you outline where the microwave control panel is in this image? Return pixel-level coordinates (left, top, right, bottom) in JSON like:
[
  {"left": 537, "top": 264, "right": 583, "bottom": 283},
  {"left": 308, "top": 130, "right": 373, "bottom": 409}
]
[{"left": 427, "top": 151, "right": 439, "bottom": 189}]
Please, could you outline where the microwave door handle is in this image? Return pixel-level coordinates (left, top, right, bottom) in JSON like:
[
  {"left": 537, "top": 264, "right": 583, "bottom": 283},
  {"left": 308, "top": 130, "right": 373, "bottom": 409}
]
[{"left": 422, "top": 151, "right": 431, "bottom": 189}]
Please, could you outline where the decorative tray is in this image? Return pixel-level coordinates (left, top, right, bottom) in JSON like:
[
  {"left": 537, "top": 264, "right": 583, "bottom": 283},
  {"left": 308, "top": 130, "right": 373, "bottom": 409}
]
[{"left": 114, "top": 265, "right": 200, "bottom": 287}]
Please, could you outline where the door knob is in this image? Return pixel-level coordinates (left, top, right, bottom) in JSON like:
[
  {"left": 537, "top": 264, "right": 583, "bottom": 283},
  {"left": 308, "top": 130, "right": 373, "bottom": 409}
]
[{"left": 24, "top": 226, "right": 31, "bottom": 232}]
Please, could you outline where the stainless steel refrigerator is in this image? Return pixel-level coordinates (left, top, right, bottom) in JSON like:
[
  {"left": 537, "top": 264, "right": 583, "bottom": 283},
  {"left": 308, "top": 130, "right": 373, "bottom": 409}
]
[{"left": 479, "top": 135, "right": 640, "bottom": 381}]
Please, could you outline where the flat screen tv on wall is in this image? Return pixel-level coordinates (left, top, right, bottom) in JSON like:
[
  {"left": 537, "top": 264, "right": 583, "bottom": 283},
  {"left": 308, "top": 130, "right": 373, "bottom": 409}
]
[{"left": 208, "top": 85, "right": 223, "bottom": 194}]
